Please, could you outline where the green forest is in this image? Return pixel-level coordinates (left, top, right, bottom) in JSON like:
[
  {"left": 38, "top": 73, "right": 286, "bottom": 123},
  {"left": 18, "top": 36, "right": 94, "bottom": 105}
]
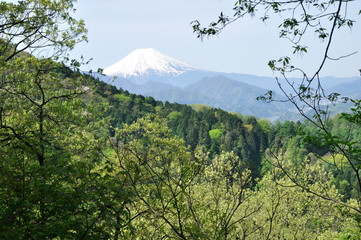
[{"left": 1, "top": 0, "right": 361, "bottom": 239}]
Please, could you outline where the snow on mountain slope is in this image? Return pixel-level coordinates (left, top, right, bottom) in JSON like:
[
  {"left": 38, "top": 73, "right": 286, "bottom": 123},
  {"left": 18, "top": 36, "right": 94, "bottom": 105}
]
[{"left": 103, "top": 48, "right": 198, "bottom": 78}]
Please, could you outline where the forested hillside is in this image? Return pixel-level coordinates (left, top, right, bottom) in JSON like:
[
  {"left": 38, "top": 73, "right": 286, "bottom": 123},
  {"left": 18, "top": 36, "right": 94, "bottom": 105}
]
[{"left": 1, "top": 0, "right": 361, "bottom": 239}]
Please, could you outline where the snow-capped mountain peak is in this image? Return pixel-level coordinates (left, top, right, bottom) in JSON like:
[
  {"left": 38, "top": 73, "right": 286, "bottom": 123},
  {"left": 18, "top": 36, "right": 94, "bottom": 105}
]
[{"left": 103, "top": 48, "right": 198, "bottom": 78}]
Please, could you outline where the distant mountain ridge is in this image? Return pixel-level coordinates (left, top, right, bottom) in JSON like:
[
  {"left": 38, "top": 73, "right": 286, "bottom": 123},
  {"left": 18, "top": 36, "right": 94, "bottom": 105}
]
[
  {"left": 326, "top": 78, "right": 361, "bottom": 98},
  {"left": 98, "top": 48, "right": 360, "bottom": 120}
]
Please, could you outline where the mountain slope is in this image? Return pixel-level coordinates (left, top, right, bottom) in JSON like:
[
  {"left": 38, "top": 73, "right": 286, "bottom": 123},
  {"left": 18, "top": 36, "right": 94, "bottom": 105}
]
[
  {"left": 185, "top": 75, "right": 267, "bottom": 104},
  {"left": 326, "top": 78, "right": 361, "bottom": 98},
  {"left": 95, "top": 73, "right": 294, "bottom": 119},
  {"left": 146, "top": 88, "right": 216, "bottom": 105},
  {"left": 141, "top": 75, "right": 291, "bottom": 119},
  {"left": 186, "top": 75, "right": 291, "bottom": 118}
]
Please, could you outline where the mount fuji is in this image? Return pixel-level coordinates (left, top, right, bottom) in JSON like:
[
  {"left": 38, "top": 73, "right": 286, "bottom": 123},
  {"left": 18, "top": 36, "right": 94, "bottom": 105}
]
[
  {"left": 103, "top": 48, "right": 196, "bottom": 76},
  {"left": 103, "top": 48, "right": 210, "bottom": 87}
]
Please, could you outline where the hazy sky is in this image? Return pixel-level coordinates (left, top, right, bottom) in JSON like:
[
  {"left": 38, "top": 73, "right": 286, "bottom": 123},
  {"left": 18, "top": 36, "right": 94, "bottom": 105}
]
[{"left": 69, "top": 1, "right": 360, "bottom": 78}]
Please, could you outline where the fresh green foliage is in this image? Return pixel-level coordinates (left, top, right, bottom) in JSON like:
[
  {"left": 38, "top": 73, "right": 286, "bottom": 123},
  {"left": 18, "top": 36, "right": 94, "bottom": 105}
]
[
  {"left": 1, "top": 0, "right": 361, "bottom": 238},
  {"left": 209, "top": 129, "right": 223, "bottom": 142},
  {"left": 0, "top": 1, "right": 120, "bottom": 238},
  {"left": 191, "top": 0, "right": 361, "bottom": 220},
  {"left": 0, "top": 0, "right": 87, "bottom": 61},
  {"left": 105, "top": 116, "right": 360, "bottom": 239}
]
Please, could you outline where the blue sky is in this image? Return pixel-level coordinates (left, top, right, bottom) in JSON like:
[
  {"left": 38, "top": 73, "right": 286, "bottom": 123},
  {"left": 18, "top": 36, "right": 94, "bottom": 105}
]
[{"left": 58, "top": 1, "right": 361, "bottom": 78}]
